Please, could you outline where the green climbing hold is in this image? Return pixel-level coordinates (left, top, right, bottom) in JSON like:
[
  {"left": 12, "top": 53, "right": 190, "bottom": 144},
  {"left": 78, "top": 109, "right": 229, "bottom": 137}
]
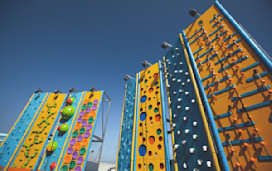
[
  {"left": 148, "top": 163, "right": 154, "bottom": 171},
  {"left": 82, "top": 105, "right": 87, "bottom": 110},
  {"left": 47, "top": 141, "right": 58, "bottom": 152},
  {"left": 59, "top": 123, "right": 69, "bottom": 132},
  {"left": 199, "top": 20, "right": 203, "bottom": 25},
  {"left": 69, "top": 161, "right": 76, "bottom": 169},
  {"left": 72, "top": 131, "right": 78, "bottom": 138},
  {"left": 157, "top": 129, "right": 162, "bottom": 135},
  {"left": 61, "top": 165, "right": 68, "bottom": 171},
  {"left": 79, "top": 147, "right": 86, "bottom": 155},
  {"left": 80, "top": 128, "right": 86, "bottom": 134},
  {"left": 88, "top": 117, "right": 94, "bottom": 124},
  {"left": 87, "top": 102, "right": 93, "bottom": 107},
  {"left": 62, "top": 106, "right": 75, "bottom": 119}
]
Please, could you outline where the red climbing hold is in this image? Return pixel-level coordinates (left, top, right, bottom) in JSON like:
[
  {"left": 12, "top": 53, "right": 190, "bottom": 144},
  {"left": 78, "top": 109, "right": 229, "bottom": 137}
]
[
  {"left": 58, "top": 126, "right": 61, "bottom": 131},
  {"left": 50, "top": 161, "right": 56, "bottom": 170},
  {"left": 66, "top": 98, "right": 72, "bottom": 104}
]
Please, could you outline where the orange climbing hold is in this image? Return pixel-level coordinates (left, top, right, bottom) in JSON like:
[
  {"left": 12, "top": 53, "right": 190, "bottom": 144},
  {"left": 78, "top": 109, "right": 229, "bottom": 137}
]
[
  {"left": 236, "top": 162, "right": 241, "bottom": 167},
  {"left": 83, "top": 114, "right": 89, "bottom": 120},
  {"left": 75, "top": 123, "right": 81, "bottom": 131},
  {"left": 260, "top": 141, "right": 266, "bottom": 146},
  {"left": 90, "top": 111, "right": 96, "bottom": 117},
  {"left": 231, "top": 148, "right": 236, "bottom": 152},
  {"left": 74, "top": 143, "right": 81, "bottom": 151},
  {"left": 243, "top": 142, "right": 249, "bottom": 147},
  {"left": 64, "top": 156, "right": 72, "bottom": 164},
  {"left": 82, "top": 139, "right": 88, "bottom": 147},
  {"left": 238, "top": 129, "right": 243, "bottom": 134},
  {"left": 83, "top": 99, "right": 88, "bottom": 105},
  {"left": 148, "top": 136, "right": 155, "bottom": 145},
  {"left": 250, "top": 157, "right": 255, "bottom": 162}
]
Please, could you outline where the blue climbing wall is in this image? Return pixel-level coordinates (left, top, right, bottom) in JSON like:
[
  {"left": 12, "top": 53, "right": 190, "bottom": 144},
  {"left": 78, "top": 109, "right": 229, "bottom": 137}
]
[
  {"left": 0, "top": 93, "right": 48, "bottom": 167},
  {"left": 116, "top": 78, "right": 136, "bottom": 171},
  {"left": 164, "top": 37, "right": 219, "bottom": 170}
]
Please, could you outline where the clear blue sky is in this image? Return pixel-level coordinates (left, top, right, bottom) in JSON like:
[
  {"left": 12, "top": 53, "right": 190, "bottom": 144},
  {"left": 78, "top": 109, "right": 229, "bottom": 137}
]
[{"left": 1, "top": 0, "right": 271, "bottom": 164}]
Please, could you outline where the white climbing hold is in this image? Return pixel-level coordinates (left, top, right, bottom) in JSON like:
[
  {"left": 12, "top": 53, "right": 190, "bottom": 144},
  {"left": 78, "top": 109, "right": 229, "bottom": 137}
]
[
  {"left": 185, "top": 92, "right": 189, "bottom": 95},
  {"left": 193, "top": 134, "right": 198, "bottom": 140},
  {"left": 174, "top": 144, "right": 179, "bottom": 149},
  {"left": 178, "top": 98, "right": 182, "bottom": 102},
  {"left": 197, "top": 159, "right": 203, "bottom": 166},
  {"left": 185, "top": 107, "right": 190, "bottom": 111},
  {"left": 177, "top": 79, "right": 181, "bottom": 83},
  {"left": 183, "top": 117, "right": 187, "bottom": 121},
  {"left": 172, "top": 123, "right": 176, "bottom": 128},
  {"left": 179, "top": 70, "right": 183, "bottom": 73},
  {"left": 185, "top": 129, "right": 189, "bottom": 134},
  {"left": 193, "top": 121, "right": 198, "bottom": 127},
  {"left": 191, "top": 99, "right": 195, "bottom": 103},
  {"left": 189, "top": 148, "right": 195, "bottom": 154},
  {"left": 174, "top": 70, "right": 178, "bottom": 73},
  {"left": 185, "top": 72, "right": 189, "bottom": 75},
  {"left": 206, "top": 161, "right": 212, "bottom": 168},
  {"left": 187, "top": 79, "right": 191, "bottom": 83},
  {"left": 203, "top": 145, "right": 208, "bottom": 152},
  {"left": 182, "top": 140, "right": 186, "bottom": 145},
  {"left": 182, "top": 82, "right": 185, "bottom": 86},
  {"left": 183, "top": 163, "right": 187, "bottom": 169},
  {"left": 177, "top": 130, "right": 181, "bottom": 135},
  {"left": 180, "top": 62, "right": 183, "bottom": 65},
  {"left": 177, "top": 105, "right": 181, "bottom": 109}
]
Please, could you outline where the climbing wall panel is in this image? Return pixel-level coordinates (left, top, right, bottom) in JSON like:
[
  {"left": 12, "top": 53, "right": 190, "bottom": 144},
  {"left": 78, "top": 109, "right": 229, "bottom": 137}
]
[
  {"left": 164, "top": 37, "right": 220, "bottom": 171},
  {"left": 58, "top": 91, "right": 103, "bottom": 171},
  {"left": 183, "top": 1, "right": 272, "bottom": 170},
  {"left": 39, "top": 92, "right": 85, "bottom": 171},
  {"left": 134, "top": 62, "right": 170, "bottom": 171},
  {"left": 116, "top": 78, "right": 137, "bottom": 170},
  {"left": 11, "top": 93, "right": 67, "bottom": 170},
  {"left": 0, "top": 93, "right": 48, "bottom": 168}
]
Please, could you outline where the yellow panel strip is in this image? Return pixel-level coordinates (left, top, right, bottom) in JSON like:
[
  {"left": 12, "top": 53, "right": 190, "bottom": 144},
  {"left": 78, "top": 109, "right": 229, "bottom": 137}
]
[
  {"left": 0, "top": 94, "right": 35, "bottom": 149},
  {"left": 4, "top": 93, "right": 49, "bottom": 171},
  {"left": 116, "top": 85, "right": 127, "bottom": 170},
  {"left": 54, "top": 92, "right": 84, "bottom": 171},
  {"left": 130, "top": 73, "right": 139, "bottom": 171},
  {"left": 163, "top": 57, "right": 178, "bottom": 171},
  {"left": 180, "top": 33, "right": 221, "bottom": 171}
]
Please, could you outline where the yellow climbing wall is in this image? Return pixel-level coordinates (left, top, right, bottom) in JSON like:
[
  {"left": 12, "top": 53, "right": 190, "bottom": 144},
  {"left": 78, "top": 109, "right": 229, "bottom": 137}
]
[
  {"left": 185, "top": 4, "right": 272, "bottom": 170},
  {"left": 58, "top": 91, "right": 102, "bottom": 171},
  {"left": 135, "top": 63, "right": 167, "bottom": 171},
  {"left": 12, "top": 93, "right": 66, "bottom": 169}
]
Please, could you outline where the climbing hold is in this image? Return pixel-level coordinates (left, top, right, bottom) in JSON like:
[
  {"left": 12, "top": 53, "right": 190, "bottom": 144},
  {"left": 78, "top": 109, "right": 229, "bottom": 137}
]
[
  {"left": 58, "top": 123, "right": 69, "bottom": 132},
  {"left": 69, "top": 161, "right": 76, "bottom": 169},
  {"left": 260, "top": 141, "right": 266, "bottom": 146},
  {"left": 236, "top": 162, "right": 241, "bottom": 167},
  {"left": 62, "top": 106, "right": 75, "bottom": 119},
  {"left": 66, "top": 97, "right": 75, "bottom": 105},
  {"left": 207, "top": 161, "right": 212, "bottom": 167},
  {"left": 79, "top": 147, "right": 86, "bottom": 155},
  {"left": 139, "top": 145, "right": 146, "bottom": 156},
  {"left": 47, "top": 142, "right": 58, "bottom": 152},
  {"left": 50, "top": 161, "right": 56, "bottom": 170},
  {"left": 182, "top": 140, "right": 186, "bottom": 145},
  {"left": 189, "top": 147, "right": 195, "bottom": 154},
  {"left": 203, "top": 145, "right": 208, "bottom": 151}
]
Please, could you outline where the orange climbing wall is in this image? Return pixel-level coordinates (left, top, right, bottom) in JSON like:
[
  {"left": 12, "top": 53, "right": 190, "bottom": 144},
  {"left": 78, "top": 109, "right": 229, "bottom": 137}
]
[
  {"left": 11, "top": 93, "right": 67, "bottom": 169},
  {"left": 58, "top": 91, "right": 102, "bottom": 171},
  {"left": 134, "top": 63, "right": 169, "bottom": 171},
  {"left": 185, "top": 4, "right": 272, "bottom": 170}
]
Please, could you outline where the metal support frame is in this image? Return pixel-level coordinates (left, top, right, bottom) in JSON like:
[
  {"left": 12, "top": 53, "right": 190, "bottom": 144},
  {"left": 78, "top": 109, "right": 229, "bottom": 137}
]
[{"left": 88, "top": 89, "right": 111, "bottom": 166}]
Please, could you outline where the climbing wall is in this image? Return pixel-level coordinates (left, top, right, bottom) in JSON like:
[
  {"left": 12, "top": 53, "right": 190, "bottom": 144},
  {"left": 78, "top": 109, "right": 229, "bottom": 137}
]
[
  {"left": 58, "top": 91, "right": 103, "bottom": 171},
  {"left": 0, "top": 93, "right": 48, "bottom": 168},
  {"left": 163, "top": 37, "right": 220, "bottom": 170},
  {"left": 134, "top": 62, "right": 170, "bottom": 171},
  {"left": 10, "top": 93, "right": 67, "bottom": 170},
  {"left": 183, "top": 1, "right": 272, "bottom": 170},
  {"left": 38, "top": 92, "right": 85, "bottom": 171},
  {"left": 116, "top": 78, "right": 137, "bottom": 170}
]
